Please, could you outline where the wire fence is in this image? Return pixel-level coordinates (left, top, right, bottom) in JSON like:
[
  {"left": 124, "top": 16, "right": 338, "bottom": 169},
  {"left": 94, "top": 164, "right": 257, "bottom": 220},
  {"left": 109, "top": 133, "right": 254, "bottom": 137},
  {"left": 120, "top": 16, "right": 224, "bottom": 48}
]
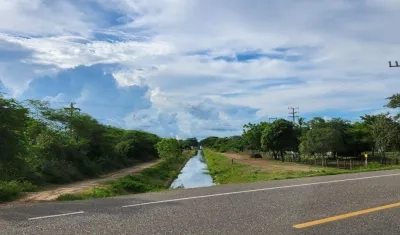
[{"left": 243, "top": 150, "right": 400, "bottom": 169}]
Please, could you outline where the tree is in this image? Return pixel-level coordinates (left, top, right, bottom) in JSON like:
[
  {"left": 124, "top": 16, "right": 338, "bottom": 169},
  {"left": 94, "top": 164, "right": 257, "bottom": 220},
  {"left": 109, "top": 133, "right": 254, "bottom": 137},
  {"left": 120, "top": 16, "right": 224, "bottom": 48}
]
[
  {"left": 0, "top": 96, "right": 29, "bottom": 180},
  {"left": 242, "top": 122, "right": 269, "bottom": 152},
  {"left": 0, "top": 94, "right": 166, "bottom": 187},
  {"left": 155, "top": 138, "right": 182, "bottom": 160},
  {"left": 199, "top": 136, "right": 219, "bottom": 147},
  {"left": 307, "top": 117, "right": 328, "bottom": 129},
  {"left": 385, "top": 93, "right": 400, "bottom": 108},
  {"left": 385, "top": 93, "right": 400, "bottom": 120},
  {"left": 347, "top": 121, "right": 373, "bottom": 157},
  {"left": 261, "top": 119, "right": 297, "bottom": 162},
  {"left": 297, "top": 117, "right": 307, "bottom": 128},
  {"left": 181, "top": 137, "right": 198, "bottom": 149},
  {"left": 371, "top": 114, "right": 398, "bottom": 161},
  {"left": 212, "top": 136, "right": 245, "bottom": 152},
  {"left": 300, "top": 126, "right": 343, "bottom": 157}
]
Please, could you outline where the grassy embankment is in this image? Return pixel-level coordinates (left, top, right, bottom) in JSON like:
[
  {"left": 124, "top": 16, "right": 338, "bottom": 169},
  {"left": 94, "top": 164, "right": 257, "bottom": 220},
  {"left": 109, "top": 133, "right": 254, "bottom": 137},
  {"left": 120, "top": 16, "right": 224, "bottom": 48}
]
[
  {"left": 203, "top": 149, "right": 400, "bottom": 185},
  {"left": 57, "top": 150, "right": 195, "bottom": 201}
]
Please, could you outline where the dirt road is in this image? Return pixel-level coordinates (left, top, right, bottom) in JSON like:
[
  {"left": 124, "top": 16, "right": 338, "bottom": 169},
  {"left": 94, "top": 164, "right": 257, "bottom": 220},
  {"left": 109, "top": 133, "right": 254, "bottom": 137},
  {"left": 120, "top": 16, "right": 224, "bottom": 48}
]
[
  {"left": 18, "top": 159, "right": 162, "bottom": 203},
  {"left": 223, "top": 153, "right": 314, "bottom": 171}
]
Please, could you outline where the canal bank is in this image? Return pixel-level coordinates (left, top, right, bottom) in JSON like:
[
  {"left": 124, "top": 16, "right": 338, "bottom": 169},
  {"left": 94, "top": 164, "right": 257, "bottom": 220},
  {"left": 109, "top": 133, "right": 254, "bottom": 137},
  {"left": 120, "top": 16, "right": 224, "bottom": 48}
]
[{"left": 170, "top": 150, "right": 215, "bottom": 189}]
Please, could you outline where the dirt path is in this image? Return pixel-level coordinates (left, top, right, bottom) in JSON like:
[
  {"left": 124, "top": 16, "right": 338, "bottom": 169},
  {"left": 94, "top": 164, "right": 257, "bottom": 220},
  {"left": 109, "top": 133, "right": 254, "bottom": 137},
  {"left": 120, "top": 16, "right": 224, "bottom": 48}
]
[
  {"left": 223, "top": 153, "right": 314, "bottom": 171},
  {"left": 18, "top": 159, "right": 163, "bottom": 203}
]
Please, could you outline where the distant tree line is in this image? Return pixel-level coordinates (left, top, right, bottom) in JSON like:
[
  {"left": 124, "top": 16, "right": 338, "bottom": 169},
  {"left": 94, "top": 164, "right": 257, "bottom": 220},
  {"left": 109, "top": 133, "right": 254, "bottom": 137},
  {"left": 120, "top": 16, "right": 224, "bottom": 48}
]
[
  {"left": 199, "top": 136, "right": 245, "bottom": 153},
  {"left": 200, "top": 94, "right": 400, "bottom": 162},
  {"left": 178, "top": 137, "right": 199, "bottom": 150}
]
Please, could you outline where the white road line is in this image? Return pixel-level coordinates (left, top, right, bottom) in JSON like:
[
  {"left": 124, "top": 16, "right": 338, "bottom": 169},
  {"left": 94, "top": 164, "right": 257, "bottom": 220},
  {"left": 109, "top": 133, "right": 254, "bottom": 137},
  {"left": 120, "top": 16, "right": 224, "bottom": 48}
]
[
  {"left": 122, "top": 172, "right": 400, "bottom": 208},
  {"left": 28, "top": 211, "right": 85, "bottom": 220}
]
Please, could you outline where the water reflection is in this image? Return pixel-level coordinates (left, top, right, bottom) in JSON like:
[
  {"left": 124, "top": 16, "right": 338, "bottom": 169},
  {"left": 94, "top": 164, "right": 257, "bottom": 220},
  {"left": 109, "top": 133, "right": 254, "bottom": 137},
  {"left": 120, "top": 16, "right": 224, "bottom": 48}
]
[{"left": 170, "top": 150, "right": 215, "bottom": 189}]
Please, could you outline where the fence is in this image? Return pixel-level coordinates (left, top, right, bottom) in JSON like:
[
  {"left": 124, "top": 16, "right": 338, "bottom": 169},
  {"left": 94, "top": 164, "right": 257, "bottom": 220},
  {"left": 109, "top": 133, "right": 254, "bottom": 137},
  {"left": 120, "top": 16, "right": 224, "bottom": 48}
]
[{"left": 252, "top": 151, "right": 400, "bottom": 169}]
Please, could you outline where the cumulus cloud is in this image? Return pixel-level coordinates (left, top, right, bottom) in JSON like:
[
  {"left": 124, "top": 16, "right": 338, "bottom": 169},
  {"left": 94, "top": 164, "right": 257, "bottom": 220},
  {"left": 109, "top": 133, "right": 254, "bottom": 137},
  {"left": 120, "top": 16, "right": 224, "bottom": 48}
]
[{"left": 1, "top": 0, "right": 400, "bottom": 138}]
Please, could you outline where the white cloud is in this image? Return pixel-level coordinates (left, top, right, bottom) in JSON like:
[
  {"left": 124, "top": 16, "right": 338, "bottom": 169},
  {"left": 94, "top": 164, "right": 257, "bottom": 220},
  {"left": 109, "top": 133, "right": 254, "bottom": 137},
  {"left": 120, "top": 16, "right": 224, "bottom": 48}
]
[
  {"left": 0, "top": 0, "right": 95, "bottom": 37},
  {"left": 1, "top": 0, "right": 400, "bottom": 137},
  {"left": 0, "top": 34, "right": 174, "bottom": 69}
]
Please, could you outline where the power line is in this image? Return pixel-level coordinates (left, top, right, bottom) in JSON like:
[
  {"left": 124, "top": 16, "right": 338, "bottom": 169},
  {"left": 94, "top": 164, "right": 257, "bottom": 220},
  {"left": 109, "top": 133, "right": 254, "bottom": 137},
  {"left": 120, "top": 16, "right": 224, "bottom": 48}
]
[
  {"left": 288, "top": 107, "right": 299, "bottom": 123},
  {"left": 268, "top": 117, "right": 277, "bottom": 122}
]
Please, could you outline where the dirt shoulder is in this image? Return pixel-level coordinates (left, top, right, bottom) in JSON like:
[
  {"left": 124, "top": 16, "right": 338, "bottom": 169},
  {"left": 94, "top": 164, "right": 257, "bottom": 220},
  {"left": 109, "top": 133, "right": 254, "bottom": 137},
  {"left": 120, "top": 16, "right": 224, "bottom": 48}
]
[
  {"left": 223, "top": 153, "right": 314, "bottom": 171},
  {"left": 17, "top": 159, "right": 162, "bottom": 203}
]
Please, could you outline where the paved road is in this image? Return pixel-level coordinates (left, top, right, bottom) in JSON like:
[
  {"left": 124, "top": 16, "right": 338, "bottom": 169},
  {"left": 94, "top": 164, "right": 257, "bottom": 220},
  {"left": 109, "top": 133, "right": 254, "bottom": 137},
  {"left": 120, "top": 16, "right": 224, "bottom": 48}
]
[{"left": 1, "top": 170, "right": 400, "bottom": 235}]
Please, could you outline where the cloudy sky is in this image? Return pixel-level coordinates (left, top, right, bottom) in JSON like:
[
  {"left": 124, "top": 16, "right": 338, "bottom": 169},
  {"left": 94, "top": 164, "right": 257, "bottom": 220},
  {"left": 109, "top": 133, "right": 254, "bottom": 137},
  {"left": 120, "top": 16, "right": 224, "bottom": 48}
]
[{"left": 1, "top": 0, "right": 399, "bottom": 139}]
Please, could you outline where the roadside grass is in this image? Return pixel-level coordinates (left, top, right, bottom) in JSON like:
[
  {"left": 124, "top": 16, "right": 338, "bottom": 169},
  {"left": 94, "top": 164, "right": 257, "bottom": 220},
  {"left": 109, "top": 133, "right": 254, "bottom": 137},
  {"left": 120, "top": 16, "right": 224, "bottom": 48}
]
[
  {"left": 204, "top": 149, "right": 400, "bottom": 185},
  {"left": 57, "top": 150, "right": 195, "bottom": 201},
  {"left": 0, "top": 181, "right": 39, "bottom": 203}
]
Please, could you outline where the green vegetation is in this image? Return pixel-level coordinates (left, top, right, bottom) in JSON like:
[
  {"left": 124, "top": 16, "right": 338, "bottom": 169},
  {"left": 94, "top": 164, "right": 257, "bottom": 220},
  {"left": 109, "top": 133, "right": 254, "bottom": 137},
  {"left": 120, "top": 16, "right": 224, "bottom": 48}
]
[
  {"left": 2, "top": 90, "right": 399, "bottom": 201},
  {"left": 202, "top": 93, "right": 400, "bottom": 184},
  {"left": 204, "top": 149, "right": 400, "bottom": 185},
  {"left": 57, "top": 150, "right": 195, "bottom": 201},
  {"left": 178, "top": 137, "right": 199, "bottom": 150},
  {"left": 201, "top": 93, "right": 400, "bottom": 164},
  {"left": 0, "top": 181, "right": 38, "bottom": 202},
  {"left": 200, "top": 136, "right": 245, "bottom": 153},
  {"left": 0, "top": 94, "right": 198, "bottom": 203},
  {"left": 156, "top": 138, "right": 183, "bottom": 159}
]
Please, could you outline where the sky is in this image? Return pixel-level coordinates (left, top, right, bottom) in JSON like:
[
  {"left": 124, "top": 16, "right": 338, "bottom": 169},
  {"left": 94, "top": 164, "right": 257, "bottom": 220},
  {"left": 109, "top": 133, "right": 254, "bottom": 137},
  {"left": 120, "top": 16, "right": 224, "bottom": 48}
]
[{"left": 1, "top": 0, "right": 400, "bottom": 139}]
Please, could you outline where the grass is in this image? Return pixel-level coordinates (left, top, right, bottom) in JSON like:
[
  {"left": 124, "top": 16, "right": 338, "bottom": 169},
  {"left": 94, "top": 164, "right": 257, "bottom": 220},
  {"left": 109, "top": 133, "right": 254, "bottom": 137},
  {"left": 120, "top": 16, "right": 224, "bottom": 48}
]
[
  {"left": 0, "top": 181, "right": 39, "bottom": 203},
  {"left": 203, "top": 149, "right": 400, "bottom": 185},
  {"left": 57, "top": 150, "right": 195, "bottom": 201}
]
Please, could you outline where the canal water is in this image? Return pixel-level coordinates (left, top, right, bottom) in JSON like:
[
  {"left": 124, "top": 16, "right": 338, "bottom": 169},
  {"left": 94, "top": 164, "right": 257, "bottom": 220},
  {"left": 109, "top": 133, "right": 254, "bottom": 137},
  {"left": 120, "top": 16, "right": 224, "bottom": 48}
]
[{"left": 170, "top": 150, "right": 215, "bottom": 189}]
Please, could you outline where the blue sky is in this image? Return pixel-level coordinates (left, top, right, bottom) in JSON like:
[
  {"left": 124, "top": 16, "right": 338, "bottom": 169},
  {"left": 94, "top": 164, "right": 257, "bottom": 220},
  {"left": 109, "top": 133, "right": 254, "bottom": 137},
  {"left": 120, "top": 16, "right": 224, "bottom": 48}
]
[{"left": 1, "top": 0, "right": 400, "bottom": 139}]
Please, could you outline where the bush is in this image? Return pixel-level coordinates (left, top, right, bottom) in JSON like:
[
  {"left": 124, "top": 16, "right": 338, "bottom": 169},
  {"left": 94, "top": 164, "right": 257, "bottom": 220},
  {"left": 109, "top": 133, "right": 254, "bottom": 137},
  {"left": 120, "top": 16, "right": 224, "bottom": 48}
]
[
  {"left": 0, "top": 181, "right": 37, "bottom": 202},
  {"left": 155, "top": 138, "right": 182, "bottom": 159}
]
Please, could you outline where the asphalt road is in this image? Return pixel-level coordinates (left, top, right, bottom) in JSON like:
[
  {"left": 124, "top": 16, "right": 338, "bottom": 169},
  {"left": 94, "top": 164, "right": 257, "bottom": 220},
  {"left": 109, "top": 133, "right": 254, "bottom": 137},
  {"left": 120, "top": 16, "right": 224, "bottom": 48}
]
[{"left": 1, "top": 170, "right": 400, "bottom": 235}]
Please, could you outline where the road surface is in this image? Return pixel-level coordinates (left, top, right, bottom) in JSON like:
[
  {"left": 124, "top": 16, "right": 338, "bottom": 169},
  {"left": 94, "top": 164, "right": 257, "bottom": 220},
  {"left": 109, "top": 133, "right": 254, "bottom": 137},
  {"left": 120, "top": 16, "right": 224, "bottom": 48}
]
[{"left": 1, "top": 170, "right": 400, "bottom": 234}]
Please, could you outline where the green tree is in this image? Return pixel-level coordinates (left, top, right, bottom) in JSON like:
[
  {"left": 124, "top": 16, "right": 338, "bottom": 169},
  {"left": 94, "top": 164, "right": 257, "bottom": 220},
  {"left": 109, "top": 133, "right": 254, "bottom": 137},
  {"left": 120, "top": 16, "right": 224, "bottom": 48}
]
[
  {"left": 385, "top": 93, "right": 400, "bottom": 119},
  {"left": 261, "top": 119, "right": 297, "bottom": 162},
  {"left": 297, "top": 117, "right": 307, "bottom": 128},
  {"left": 155, "top": 138, "right": 182, "bottom": 160},
  {"left": 0, "top": 96, "right": 29, "bottom": 180},
  {"left": 199, "top": 136, "right": 219, "bottom": 148},
  {"left": 300, "top": 126, "right": 343, "bottom": 157},
  {"left": 242, "top": 122, "right": 269, "bottom": 152},
  {"left": 347, "top": 121, "right": 373, "bottom": 157},
  {"left": 371, "top": 114, "right": 398, "bottom": 161},
  {"left": 211, "top": 136, "right": 245, "bottom": 152},
  {"left": 181, "top": 137, "right": 198, "bottom": 149}
]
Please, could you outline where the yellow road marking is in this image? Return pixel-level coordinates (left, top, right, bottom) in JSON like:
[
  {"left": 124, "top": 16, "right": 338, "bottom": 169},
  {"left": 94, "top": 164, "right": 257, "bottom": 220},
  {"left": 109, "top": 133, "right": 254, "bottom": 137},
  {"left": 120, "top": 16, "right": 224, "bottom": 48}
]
[{"left": 294, "top": 202, "right": 400, "bottom": 229}]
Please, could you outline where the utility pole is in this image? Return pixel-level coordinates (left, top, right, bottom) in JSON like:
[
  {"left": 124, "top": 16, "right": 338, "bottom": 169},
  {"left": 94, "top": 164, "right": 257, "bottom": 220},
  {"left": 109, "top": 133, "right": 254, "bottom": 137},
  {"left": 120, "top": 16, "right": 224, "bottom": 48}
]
[
  {"left": 389, "top": 61, "right": 400, "bottom": 68},
  {"left": 288, "top": 107, "right": 299, "bottom": 123},
  {"left": 64, "top": 102, "right": 80, "bottom": 137},
  {"left": 64, "top": 102, "right": 81, "bottom": 117}
]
